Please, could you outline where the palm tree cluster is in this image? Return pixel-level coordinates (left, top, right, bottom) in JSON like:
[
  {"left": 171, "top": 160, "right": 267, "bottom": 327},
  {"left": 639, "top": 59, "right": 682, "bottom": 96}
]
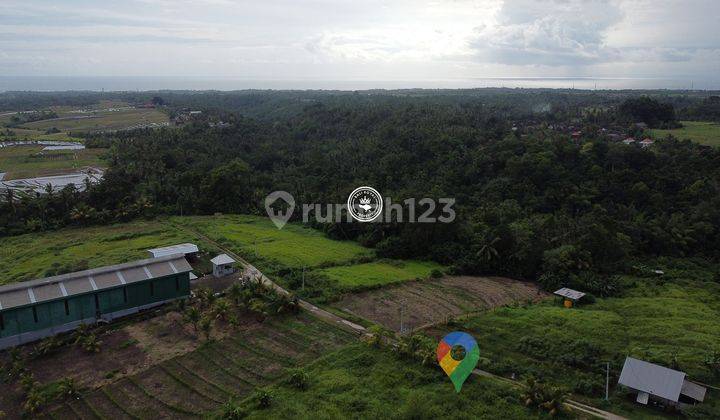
[
  {"left": 393, "top": 334, "right": 436, "bottom": 366},
  {"left": 182, "top": 276, "right": 300, "bottom": 341},
  {"left": 520, "top": 377, "right": 570, "bottom": 417}
]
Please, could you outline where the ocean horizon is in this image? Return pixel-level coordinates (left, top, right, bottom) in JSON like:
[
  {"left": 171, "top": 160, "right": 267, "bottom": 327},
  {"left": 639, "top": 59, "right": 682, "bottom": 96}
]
[{"left": 0, "top": 76, "right": 716, "bottom": 92}]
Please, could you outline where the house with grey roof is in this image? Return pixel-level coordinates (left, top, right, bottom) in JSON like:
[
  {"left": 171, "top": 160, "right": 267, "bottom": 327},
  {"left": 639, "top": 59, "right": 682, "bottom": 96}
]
[
  {"left": 618, "top": 357, "right": 707, "bottom": 409},
  {"left": 211, "top": 254, "right": 236, "bottom": 278},
  {"left": 553, "top": 287, "right": 586, "bottom": 308},
  {"left": 147, "top": 243, "right": 199, "bottom": 260}
]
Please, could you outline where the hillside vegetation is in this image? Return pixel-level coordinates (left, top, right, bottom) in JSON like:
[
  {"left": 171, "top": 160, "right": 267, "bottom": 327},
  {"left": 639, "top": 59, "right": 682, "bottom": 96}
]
[
  {"left": 225, "top": 344, "right": 540, "bottom": 419},
  {"left": 426, "top": 259, "right": 720, "bottom": 417}
]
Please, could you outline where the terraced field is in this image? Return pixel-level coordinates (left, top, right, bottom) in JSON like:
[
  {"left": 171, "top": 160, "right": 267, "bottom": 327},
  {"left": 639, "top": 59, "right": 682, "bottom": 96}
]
[
  {"left": 19, "top": 108, "right": 168, "bottom": 133},
  {"left": 334, "top": 276, "right": 546, "bottom": 332},
  {"left": 46, "top": 314, "right": 356, "bottom": 418}
]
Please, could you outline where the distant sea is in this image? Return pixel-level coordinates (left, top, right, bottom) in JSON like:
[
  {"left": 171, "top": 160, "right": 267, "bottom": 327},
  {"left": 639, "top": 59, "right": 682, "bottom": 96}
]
[{"left": 0, "top": 76, "right": 715, "bottom": 92}]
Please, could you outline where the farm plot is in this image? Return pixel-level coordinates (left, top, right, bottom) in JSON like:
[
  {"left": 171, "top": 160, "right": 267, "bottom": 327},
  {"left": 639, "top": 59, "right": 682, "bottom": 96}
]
[
  {"left": 315, "top": 260, "right": 443, "bottom": 289},
  {"left": 0, "top": 220, "right": 211, "bottom": 284},
  {"left": 20, "top": 107, "right": 169, "bottom": 133},
  {"left": 171, "top": 215, "right": 373, "bottom": 269},
  {"left": 0, "top": 145, "right": 105, "bottom": 180},
  {"left": 649, "top": 120, "right": 720, "bottom": 147},
  {"left": 333, "top": 276, "right": 546, "bottom": 332},
  {"left": 1, "top": 128, "right": 81, "bottom": 142},
  {"left": 47, "top": 314, "right": 356, "bottom": 418}
]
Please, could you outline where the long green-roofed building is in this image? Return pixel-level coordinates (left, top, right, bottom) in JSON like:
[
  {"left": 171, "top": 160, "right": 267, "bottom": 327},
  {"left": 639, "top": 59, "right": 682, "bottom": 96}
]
[{"left": 0, "top": 254, "right": 192, "bottom": 349}]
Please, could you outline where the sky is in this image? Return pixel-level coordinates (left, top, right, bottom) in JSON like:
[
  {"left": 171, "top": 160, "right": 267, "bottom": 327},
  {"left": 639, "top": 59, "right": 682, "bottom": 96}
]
[{"left": 1, "top": 0, "right": 719, "bottom": 88}]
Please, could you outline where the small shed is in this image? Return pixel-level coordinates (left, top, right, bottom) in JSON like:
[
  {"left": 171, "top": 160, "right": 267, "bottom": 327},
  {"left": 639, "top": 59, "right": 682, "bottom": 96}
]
[
  {"left": 148, "top": 243, "right": 199, "bottom": 260},
  {"left": 618, "top": 357, "right": 707, "bottom": 408},
  {"left": 211, "top": 254, "right": 236, "bottom": 278},
  {"left": 553, "top": 287, "right": 586, "bottom": 308}
]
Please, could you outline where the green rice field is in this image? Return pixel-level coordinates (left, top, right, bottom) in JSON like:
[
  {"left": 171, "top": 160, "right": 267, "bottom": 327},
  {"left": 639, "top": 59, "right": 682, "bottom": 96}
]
[
  {"left": 1, "top": 216, "right": 440, "bottom": 292},
  {"left": 171, "top": 215, "right": 374, "bottom": 269}
]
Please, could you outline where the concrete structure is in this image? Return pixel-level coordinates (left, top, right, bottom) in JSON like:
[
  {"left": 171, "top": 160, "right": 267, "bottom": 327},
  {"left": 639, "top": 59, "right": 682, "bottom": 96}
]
[
  {"left": 42, "top": 144, "right": 85, "bottom": 151},
  {"left": 147, "top": 243, "right": 199, "bottom": 260},
  {"left": 553, "top": 287, "right": 586, "bottom": 308},
  {"left": 211, "top": 254, "right": 236, "bottom": 278},
  {"left": 618, "top": 357, "right": 707, "bottom": 409},
  {"left": 0, "top": 254, "right": 192, "bottom": 349}
]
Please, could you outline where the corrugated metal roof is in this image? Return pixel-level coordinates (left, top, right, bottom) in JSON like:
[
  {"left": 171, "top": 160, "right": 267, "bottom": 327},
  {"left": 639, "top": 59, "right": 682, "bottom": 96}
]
[
  {"left": 553, "top": 287, "right": 586, "bottom": 300},
  {"left": 681, "top": 380, "right": 707, "bottom": 402},
  {"left": 211, "top": 254, "right": 235, "bottom": 265},
  {"left": 0, "top": 254, "right": 192, "bottom": 311},
  {"left": 618, "top": 357, "right": 685, "bottom": 402},
  {"left": 147, "top": 243, "right": 199, "bottom": 258}
]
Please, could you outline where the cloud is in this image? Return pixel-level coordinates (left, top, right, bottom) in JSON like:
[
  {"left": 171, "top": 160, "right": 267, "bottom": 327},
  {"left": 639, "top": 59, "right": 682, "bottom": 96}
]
[
  {"left": 468, "top": 0, "right": 720, "bottom": 69},
  {"left": 469, "top": 0, "right": 625, "bottom": 66},
  {"left": 0, "top": 0, "right": 717, "bottom": 86}
]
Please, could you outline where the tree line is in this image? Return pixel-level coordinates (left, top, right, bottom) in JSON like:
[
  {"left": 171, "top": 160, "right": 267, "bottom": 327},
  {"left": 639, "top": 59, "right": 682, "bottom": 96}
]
[{"left": 2, "top": 91, "right": 720, "bottom": 295}]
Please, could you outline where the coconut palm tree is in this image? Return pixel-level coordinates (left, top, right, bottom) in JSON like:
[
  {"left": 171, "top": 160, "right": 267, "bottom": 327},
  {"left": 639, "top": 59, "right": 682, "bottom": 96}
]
[{"left": 213, "top": 298, "right": 231, "bottom": 322}]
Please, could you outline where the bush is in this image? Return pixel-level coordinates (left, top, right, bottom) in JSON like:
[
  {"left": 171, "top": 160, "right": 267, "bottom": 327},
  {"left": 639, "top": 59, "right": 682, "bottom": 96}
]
[
  {"left": 430, "top": 269, "right": 443, "bottom": 278},
  {"left": 582, "top": 293, "right": 597, "bottom": 304},
  {"left": 254, "top": 389, "right": 273, "bottom": 409},
  {"left": 286, "top": 368, "right": 310, "bottom": 390},
  {"left": 570, "top": 272, "right": 622, "bottom": 297},
  {"left": 538, "top": 273, "right": 564, "bottom": 292},
  {"left": 74, "top": 325, "right": 101, "bottom": 353},
  {"left": 32, "top": 336, "right": 64, "bottom": 358},
  {"left": 218, "top": 398, "right": 247, "bottom": 419}
]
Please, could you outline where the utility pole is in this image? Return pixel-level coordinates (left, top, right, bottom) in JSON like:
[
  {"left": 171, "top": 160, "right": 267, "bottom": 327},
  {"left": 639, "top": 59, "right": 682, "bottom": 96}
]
[
  {"left": 301, "top": 265, "right": 305, "bottom": 290},
  {"left": 605, "top": 361, "right": 610, "bottom": 401}
]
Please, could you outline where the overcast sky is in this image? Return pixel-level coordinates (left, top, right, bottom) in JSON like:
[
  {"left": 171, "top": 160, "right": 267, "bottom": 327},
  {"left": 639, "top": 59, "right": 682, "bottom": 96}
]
[{"left": 1, "top": 0, "right": 718, "bottom": 87}]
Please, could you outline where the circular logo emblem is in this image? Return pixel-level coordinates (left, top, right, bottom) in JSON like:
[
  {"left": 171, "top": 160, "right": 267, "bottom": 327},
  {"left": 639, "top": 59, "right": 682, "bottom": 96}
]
[{"left": 347, "top": 186, "right": 383, "bottom": 222}]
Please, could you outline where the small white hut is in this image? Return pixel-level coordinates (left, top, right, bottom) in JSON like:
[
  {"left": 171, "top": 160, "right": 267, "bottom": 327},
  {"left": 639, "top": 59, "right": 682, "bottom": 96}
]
[{"left": 211, "top": 254, "right": 236, "bottom": 278}]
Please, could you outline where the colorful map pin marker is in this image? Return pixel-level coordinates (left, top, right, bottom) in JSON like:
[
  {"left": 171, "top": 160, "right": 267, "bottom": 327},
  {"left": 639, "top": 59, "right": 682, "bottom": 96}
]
[{"left": 436, "top": 331, "right": 480, "bottom": 393}]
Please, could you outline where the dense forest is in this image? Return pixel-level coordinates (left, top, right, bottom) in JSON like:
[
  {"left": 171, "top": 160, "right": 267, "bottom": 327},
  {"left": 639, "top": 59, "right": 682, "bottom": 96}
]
[{"left": 2, "top": 90, "right": 720, "bottom": 297}]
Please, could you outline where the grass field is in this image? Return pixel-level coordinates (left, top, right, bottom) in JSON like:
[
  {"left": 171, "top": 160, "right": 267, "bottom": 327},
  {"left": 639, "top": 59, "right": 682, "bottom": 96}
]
[
  {"left": 1, "top": 215, "right": 445, "bottom": 296},
  {"left": 0, "top": 220, "right": 208, "bottom": 283},
  {"left": 19, "top": 107, "right": 168, "bottom": 132},
  {"left": 228, "top": 344, "right": 539, "bottom": 419},
  {"left": 171, "top": 215, "right": 374, "bottom": 270},
  {"left": 0, "top": 145, "right": 106, "bottom": 179},
  {"left": 2, "top": 127, "right": 82, "bottom": 142},
  {"left": 424, "top": 260, "right": 720, "bottom": 416},
  {"left": 650, "top": 120, "right": 720, "bottom": 147},
  {"left": 316, "top": 260, "right": 442, "bottom": 289}
]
